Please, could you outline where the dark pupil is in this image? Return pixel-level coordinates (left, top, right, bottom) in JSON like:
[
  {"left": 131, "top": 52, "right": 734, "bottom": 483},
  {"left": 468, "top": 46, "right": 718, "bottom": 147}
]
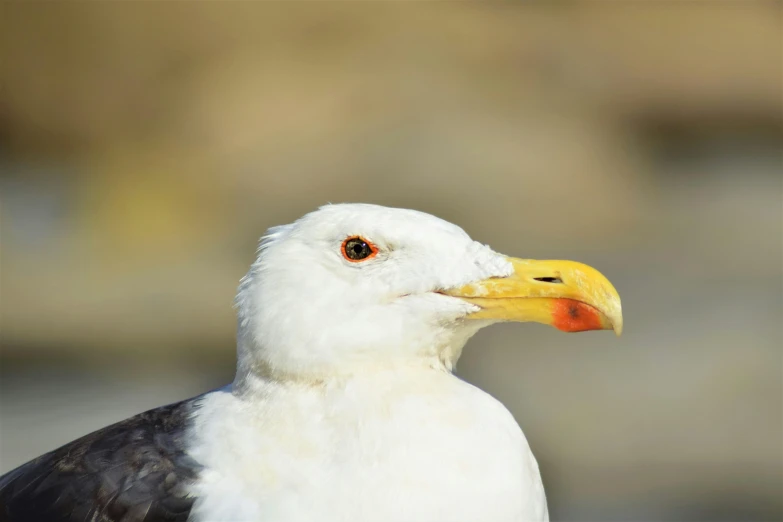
[{"left": 346, "top": 239, "right": 370, "bottom": 260}]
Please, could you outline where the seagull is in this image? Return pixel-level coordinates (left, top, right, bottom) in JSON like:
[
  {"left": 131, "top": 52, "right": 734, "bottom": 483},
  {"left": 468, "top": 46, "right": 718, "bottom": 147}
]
[{"left": 0, "top": 203, "right": 622, "bottom": 522}]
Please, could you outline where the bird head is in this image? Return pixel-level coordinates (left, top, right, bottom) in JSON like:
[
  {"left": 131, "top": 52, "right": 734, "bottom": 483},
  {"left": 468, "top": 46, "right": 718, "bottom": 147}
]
[{"left": 235, "top": 204, "right": 621, "bottom": 383}]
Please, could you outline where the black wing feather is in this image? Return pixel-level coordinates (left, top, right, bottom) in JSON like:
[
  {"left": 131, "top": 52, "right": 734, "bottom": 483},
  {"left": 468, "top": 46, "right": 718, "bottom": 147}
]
[{"left": 0, "top": 399, "right": 203, "bottom": 522}]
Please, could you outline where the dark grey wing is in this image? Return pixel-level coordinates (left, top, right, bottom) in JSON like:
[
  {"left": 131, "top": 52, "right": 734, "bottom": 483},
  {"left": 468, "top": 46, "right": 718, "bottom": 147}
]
[{"left": 0, "top": 398, "right": 203, "bottom": 522}]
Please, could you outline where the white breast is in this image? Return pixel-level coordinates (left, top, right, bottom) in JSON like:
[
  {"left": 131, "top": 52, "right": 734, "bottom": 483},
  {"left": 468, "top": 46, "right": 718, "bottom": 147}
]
[{"left": 186, "top": 371, "right": 548, "bottom": 522}]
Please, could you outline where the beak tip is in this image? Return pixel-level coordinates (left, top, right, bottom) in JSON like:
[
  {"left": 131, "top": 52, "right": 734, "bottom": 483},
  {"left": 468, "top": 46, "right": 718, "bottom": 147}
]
[
  {"left": 610, "top": 312, "right": 623, "bottom": 336},
  {"left": 608, "top": 311, "right": 623, "bottom": 337}
]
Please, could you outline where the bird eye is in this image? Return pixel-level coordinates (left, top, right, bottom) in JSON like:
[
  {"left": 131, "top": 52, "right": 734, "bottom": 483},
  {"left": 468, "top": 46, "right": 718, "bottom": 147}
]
[{"left": 341, "top": 237, "right": 378, "bottom": 262}]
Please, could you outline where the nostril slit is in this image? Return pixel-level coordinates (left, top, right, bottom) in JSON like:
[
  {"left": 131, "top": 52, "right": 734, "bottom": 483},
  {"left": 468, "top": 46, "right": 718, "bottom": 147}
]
[{"left": 535, "top": 277, "right": 563, "bottom": 284}]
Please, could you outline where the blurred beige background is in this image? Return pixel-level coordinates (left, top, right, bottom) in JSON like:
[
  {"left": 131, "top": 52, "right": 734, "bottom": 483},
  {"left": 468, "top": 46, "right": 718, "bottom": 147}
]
[{"left": 0, "top": 2, "right": 781, "bottom": 521}]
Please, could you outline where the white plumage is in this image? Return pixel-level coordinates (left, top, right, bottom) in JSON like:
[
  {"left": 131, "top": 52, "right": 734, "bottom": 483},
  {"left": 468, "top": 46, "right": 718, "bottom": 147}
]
[{"left": 185, "top": 203, "right": 621, "bottom": 521}]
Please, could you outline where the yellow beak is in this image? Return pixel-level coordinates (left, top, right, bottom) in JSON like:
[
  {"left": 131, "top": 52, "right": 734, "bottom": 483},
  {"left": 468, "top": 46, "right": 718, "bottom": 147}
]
[{"left": 445, "top": 258, "right": 623, "bottom": 335}]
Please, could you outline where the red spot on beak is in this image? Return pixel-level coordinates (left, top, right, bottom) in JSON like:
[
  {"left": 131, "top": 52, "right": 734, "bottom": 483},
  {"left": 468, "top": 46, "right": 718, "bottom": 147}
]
[{"left": 552, "top": 298, "right": 606, "bottom": 332}]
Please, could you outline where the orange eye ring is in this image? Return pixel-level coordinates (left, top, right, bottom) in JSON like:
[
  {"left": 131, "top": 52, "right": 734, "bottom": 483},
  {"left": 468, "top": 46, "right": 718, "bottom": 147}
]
[{"left": 341, "top": 236, "right": 378, "bottom": 262}]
